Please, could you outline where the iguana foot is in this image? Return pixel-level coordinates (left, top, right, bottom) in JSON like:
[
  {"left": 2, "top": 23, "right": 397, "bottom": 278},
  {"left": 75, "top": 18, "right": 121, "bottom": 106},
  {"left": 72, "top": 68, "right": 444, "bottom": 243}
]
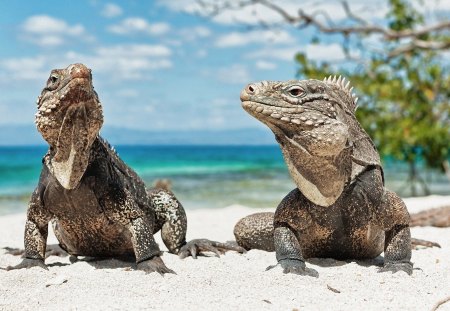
[
  {"left": 179, "top": 239, "right": 246, "bottom": 259},
  {"left": 267, "top": 259, "right": 319, "bottom": 277},
  {"left": 136, "top": 256, "right": 175, "bottom": 275},
  {"left": 3, "top": 258, "right": 48, "bottom": 271},
  {"left": 378, "top": 262, "right": 413, "bottom": 275}
]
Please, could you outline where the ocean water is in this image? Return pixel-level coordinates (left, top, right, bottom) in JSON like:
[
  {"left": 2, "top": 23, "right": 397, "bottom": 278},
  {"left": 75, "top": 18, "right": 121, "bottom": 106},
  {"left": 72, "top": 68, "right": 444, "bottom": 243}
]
[{"left": 0, "top": 145, "right": 449, "bottom": 215}]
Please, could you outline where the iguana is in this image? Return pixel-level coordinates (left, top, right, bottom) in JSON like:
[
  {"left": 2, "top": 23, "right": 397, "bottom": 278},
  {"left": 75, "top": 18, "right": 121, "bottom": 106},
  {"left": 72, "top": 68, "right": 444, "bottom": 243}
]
[
  {"left": 5, "top": 63, "right": 244, "bottom": 274},
  {"left": 235, "top": 77, "right": 416, "bottom": 276}
]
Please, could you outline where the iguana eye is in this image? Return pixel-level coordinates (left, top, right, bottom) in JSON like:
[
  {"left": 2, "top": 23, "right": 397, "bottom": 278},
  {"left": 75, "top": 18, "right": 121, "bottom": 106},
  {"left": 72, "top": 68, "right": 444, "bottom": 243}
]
[
  {"left": 287, "top": 86, "right": 305, "bottom": 97},
  {"left": 50, "top": 74, "right": 58, "bottom": 84},
  {"left": 46, "top": 73, "right": 60, "bottom": 90}
]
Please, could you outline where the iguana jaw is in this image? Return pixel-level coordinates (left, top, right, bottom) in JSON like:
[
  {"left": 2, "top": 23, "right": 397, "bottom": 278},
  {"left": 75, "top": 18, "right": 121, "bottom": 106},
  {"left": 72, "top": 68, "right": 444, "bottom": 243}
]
[
  {"left": 241, "top": 100, "right": 304, "bottom": 136},
  {"left": 37, "top": 64, "right": 103, "bottom": 189}
]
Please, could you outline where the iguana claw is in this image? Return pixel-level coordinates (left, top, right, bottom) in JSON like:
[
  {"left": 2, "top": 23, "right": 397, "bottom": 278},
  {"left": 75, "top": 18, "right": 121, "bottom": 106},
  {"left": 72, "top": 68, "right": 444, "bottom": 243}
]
[
  {"left": 267, "top": 259, "right": 319, "bottom": 277},
  {"left": 137, "top": 256, "right": 176, "bottom": 275},
  {"left": 179, "top": 239, "right": 246, "bottom": 259},
  {"left": 378, "top": 262, "right": 413, "bottom": 275}
]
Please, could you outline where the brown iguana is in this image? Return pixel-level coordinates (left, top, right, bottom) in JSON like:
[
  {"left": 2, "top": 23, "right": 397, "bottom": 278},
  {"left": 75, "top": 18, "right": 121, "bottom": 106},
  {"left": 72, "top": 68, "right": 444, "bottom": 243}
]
[
  {"left": 5, "top": 63, "right": 244, "bottom": 274},
  {"left": 235, "top": 77, "right": 416, "bottom": 277}
]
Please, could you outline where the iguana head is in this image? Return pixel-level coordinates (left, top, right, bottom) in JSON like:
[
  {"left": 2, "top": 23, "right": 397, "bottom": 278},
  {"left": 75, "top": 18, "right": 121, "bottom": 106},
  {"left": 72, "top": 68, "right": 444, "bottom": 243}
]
[
  {"left": 36, "top": 63, "right": 103, "bottom": 189},
  {"left": 240, "top": 77, "right": 361, "bottom": 206},
  {"left": 240, "top": 77, "right": 358, "bottom": 136}
]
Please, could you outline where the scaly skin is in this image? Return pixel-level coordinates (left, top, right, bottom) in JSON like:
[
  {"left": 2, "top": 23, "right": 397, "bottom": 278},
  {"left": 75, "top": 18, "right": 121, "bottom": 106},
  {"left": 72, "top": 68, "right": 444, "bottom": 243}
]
[
  {"left": 235, "top": 77, "right": 413, "bottom": 276},
  {"left": 6, "top": 63, "right": 244, "bottom": 274}
]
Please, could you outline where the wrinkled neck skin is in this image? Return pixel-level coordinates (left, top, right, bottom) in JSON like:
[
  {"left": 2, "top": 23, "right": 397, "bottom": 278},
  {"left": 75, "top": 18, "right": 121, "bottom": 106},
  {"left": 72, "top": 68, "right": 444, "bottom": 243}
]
[
  {"left": 270, "top": 122, "right": 352, "bottom": 207},
  {"left": 36, "top": 64, "right": 103, "bottom": 190},
  {"left": 48, "top": 103, "right": 100, "bottom": 190}
]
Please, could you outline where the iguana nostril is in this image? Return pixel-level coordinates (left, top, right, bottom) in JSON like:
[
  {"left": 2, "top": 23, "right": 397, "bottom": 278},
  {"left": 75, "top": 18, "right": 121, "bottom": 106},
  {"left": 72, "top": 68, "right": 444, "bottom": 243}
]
[{"left": 246, "top": 84, "right": 255, "bottom": 94}]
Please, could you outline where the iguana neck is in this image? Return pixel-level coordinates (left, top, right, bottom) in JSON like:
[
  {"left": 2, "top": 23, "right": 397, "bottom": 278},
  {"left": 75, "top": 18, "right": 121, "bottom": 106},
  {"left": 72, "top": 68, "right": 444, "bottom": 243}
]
[
  {"left": 273, "top": 127, "right": 353, "bottom": 207},
  {"left": 46, "top": 104, "right": 99, "bottom": 189}
]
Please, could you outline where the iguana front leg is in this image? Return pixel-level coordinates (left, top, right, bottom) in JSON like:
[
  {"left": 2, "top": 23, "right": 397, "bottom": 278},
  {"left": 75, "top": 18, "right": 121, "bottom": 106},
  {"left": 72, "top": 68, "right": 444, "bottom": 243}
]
[
  {"left": 271, "top": 226, "right": 318, "bottom": 277},
  {"left": 128, "top": 217, "right": 175, "bottom": 275},
  {"left": 376, "top": 190, "right": 413, "bottom": 275},
  {"left": 149, "top": 188, "right": 187, "bottom": 254},
  {"left": 5, "top": 189, "right": 52, "bottom": 270},
  {"left": 270, "top": 189, "right": 318, "bottom": 277},
  {"left": 102, "top": 187, "right": 174, "bottom": 274},
  {"left": 149, "top": 188, "right": 246, "bottom": 258}
]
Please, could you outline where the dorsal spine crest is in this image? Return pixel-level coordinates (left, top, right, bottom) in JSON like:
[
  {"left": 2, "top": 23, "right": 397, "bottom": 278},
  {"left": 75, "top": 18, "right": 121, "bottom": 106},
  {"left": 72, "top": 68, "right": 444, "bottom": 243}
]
[{"left": 323, "top": 75, "right": 358, "bottom": 112}]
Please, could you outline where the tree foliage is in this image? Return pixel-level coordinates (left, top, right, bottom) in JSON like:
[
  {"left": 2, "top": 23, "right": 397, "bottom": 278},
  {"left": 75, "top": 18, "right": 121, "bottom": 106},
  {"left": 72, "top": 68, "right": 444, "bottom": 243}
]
[{"left": 295, "top": 0, "right": 449, "bottom": 173}]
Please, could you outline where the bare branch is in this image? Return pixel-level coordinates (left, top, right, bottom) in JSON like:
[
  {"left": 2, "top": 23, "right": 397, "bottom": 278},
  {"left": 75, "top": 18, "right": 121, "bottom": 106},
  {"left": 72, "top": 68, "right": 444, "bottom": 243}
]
[
  {"left": 198, "top": 0, "right": 450, "bottom": 58},
  {"left": 254, "top": 0, "right": 298, "bottom": 23},
  {"left": 196, "top": 0, "right": 450, "bottom": 56},
  {"left": 341, "top": 1, "right": 369, "bottom": 26},
  {"left": 252, "top": 0, "right": 450, "bottom": 40},
  {"left": 389, "top": 39, "right": 450, "bottom": 57},
  {"left": 389, "top": 21, "right": 450, "bottom": 39}
]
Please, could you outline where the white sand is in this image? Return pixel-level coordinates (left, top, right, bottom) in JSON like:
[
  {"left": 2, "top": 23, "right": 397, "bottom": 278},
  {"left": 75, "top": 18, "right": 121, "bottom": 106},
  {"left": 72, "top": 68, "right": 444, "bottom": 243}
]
[{"left": 1, "top": 196, "right": 450, "bottom": 311}]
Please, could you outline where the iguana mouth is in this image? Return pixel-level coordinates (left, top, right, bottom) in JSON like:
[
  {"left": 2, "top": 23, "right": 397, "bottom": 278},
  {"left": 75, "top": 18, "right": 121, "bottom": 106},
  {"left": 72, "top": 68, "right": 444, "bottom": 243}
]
[{"left": 241, "top": 100, "right": 307, "bottom": 127}]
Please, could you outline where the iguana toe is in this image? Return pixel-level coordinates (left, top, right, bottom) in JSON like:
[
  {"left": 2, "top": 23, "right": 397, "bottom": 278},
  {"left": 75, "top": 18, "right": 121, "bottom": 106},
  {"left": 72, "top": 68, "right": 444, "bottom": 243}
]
[
  {"left": 137, "top": 256, "right": 176, "bottom": 275},
  {"left": 179, "top": 239, "right": 246, "bottom": 259},
  {"left": 268, "top": 259, "right": 319, "bottom": 277},
  {"left": 378, "top": 262, "right": 413, "bottom": 275}
]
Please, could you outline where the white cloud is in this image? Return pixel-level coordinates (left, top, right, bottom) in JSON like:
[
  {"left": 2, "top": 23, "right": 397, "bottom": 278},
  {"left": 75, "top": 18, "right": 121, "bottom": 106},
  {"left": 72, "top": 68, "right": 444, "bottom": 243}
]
[
  {"left": 0, "top": 43, "right": 173, "bottom": 83},
  {"left": 108, "top": 18, "right": 170, "bottom": 36},
  {"left": 156, "top": 0, "right": 200, "bottom": 14},
  {"left": 159, "top": 0, "right": 389, "bottom": 25},
  {"left": 65, "top": 45, "right": 172, "bottom": 79},
  {"left": 215, "top": 30, "right": 293, "bottom": 48},
  {"left": 116, "top": 89, "right": 139, "bottom": 98},
  {"left": 96, "top": 44, "right": 171, "bottom": 57},
  {"left": 305, "top": 43, "right": 346, "bottom": 61},
  {"left": 21, "top": 15, "right": 90, "bottom": 47},
  {"left": 196, "top": 49, "right": 208, "bottom": 58},
  {"left": 22, "top": 15, "right": 84, "bottom": 35},
  {"left": 217, "top": 64, "right": 251, "bottom": 84},
  {"left": 246, "top": 43, "right": 347, "bottom": 62},
  {"left": 191, "top": 26, "right": 211, "bottom": 37},
  {"left": 211, "top": 3, "right": 292, "bottom": 25},
  {"left": 246, "top": 46, "right": 300, "bottom": 61},
  {"left": 179, "top": 26, "right": 212, "bottom": 41},
  {"left": 37, "top": 35, "right": 64, "bottom": 46},
  {"left": 0, "top": 56, "right": 48, "bottom": 80},
  {"left": 101, "top": 3, "right": 123, "bottom": 18},
  {"left": 255, "top": 60, "right": 277, "bottom": 70}
]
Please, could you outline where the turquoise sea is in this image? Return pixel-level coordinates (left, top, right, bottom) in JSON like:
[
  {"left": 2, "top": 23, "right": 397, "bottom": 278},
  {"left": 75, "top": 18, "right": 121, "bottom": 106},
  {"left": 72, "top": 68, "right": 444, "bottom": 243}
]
[{"left": 0, "top": 145, "right": 449, "bottom": 215}]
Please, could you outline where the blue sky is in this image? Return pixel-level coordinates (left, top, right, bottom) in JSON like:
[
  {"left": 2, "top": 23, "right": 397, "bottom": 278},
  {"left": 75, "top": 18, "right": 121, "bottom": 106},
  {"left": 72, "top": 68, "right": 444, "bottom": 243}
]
[{"left": 0, "top": 0, "right": 447, "bottom": 134}]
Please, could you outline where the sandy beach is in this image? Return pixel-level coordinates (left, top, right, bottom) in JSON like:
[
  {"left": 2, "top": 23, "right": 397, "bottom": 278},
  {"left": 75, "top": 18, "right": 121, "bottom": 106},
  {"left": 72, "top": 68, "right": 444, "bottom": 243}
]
[{"left": 1, "top": 195, "right": 450, "bottom": 311}]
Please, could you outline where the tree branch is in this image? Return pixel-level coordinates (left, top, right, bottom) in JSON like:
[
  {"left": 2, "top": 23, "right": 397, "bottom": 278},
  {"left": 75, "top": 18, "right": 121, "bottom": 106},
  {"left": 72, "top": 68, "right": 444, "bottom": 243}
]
[
  {"left": 198, "top": 0, "right": 450, "bottom": 53},
  {"left": 389, "top": 39, "right": 450, "bottom": 57}
]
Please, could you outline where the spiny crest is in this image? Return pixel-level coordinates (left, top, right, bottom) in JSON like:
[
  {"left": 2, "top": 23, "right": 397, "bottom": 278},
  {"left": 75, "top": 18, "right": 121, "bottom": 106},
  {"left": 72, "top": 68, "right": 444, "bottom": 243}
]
[
  {"left": 98, "top": 135, "right": 119, "bottom": 157},
  {"left": 323, "top": 75, "right": 358, "bottom": 112}
]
